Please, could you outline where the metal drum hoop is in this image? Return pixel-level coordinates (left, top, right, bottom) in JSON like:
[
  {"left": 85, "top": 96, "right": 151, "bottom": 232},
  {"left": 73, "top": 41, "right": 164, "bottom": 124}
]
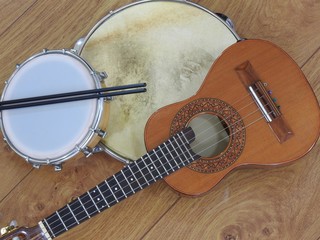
[{"left": 0, "top": 49, "right": 106, "bottom": 169}]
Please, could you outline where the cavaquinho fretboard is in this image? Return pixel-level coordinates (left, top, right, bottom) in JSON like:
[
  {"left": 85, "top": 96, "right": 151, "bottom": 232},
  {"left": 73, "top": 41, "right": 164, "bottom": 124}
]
[{"left": 40, "top": 127, "right": 199, "bottom": 239}]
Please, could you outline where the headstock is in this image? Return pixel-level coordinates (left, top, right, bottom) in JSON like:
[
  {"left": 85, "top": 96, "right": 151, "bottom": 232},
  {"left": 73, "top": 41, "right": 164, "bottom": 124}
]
[{"left": 0, "top": 224, "right": 45, "bottom": 240}]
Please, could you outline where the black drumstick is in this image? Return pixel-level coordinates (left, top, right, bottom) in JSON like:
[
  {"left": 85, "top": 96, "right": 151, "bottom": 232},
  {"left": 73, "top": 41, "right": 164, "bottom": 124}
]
[{"left": 0, "top": 83, "right": 146, "bottom": 110}]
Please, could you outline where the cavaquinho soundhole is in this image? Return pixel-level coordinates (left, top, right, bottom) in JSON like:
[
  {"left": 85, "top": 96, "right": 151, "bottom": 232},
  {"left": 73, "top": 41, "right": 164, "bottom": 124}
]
[{"left": 170, "top": 98, "right": 246, "bottom": 173}]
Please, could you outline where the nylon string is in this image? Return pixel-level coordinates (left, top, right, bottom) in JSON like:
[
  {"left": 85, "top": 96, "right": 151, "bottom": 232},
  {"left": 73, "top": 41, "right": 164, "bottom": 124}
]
[{"left": 45, "top": 91, "right": 273, "bottom": 236}]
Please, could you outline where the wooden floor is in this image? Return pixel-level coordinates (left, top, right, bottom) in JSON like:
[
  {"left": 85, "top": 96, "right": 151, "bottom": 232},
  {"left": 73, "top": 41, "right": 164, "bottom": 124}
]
[{"left": 0, "top": 0, "right": 319, "bottom": 239}]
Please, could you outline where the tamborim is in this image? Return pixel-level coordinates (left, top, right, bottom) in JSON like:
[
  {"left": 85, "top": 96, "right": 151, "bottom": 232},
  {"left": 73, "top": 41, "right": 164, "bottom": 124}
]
[
  {"left": 0, "top": 50, "right": 109, "bottom": 169},
  {"left": 77, "top": 0, "right": 241, "bottom": 162}
]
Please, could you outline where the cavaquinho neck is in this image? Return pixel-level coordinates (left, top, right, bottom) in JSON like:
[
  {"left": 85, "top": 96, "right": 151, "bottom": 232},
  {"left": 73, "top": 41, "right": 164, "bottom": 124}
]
[{"left": 40, "top": 127, "right": 199, "bottom": 239}]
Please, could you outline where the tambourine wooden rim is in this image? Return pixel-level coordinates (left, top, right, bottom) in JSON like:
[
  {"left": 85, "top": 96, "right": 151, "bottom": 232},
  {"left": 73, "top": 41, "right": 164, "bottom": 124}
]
[{"left": 75, "top": 0, "right": 242, "bottom": 163}]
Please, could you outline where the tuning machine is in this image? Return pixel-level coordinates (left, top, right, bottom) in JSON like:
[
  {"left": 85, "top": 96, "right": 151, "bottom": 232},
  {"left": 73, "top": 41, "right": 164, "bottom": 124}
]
[{"left": 0, "top": 220, "right": 18, "bottom": 238}]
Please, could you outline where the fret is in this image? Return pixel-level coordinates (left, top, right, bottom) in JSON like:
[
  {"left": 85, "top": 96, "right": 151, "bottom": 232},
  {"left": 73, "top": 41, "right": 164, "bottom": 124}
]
[
  {"left": 97, "top": 181, "right": 117, "bottom": 207},
  {"left": 39, "top": 221, "right": 53, "bottom": 240},
  {"left": 123, "top": 166, "right": 143, "bottom": 191},
  {"left": 68, "top": 199, "right": 89, "bottom": 224},
  {"left": 164, "top": 141, "right": 185, "bottom": 167},
  {"left": 135, "top": 161, "right": 151, "bottom": 185},
  {"left": 176, "top": 134, "right": 194, "bottom": 163},
  {"left": 113, "top": 174, "right": 128, "bottom": 198},
  {"left": 56, "top": 211, "right": 68, "bottom": 231},
  {"left": 169, "top": 138, "right": 187, "bottom": 166},
  {"left": 136, "top": 157, "right": 157, "bottom": 183},
  {"left": 105, "top": 180, "right": 120, "bottom": 203},
  {"left": 181, "top": 130, "right": 191, "bottom": 145},
  {"left": 147, "top": 151, "right": 167, "bottom": 177},
  {"left": 128, "top": 163, "right": 149, "bottom": 188},
  {"left": 121, "top": 169, "right": 136, "bottom": 194},
  {"left": 96, "top": 185, "right": 110, "bottom": 208},
  {"left": 45, "top": 213, "right": 64, "bottom": 238},
  {"left": 88, "top": 187, "right": 108, "bottom": 210},
  {"left": 67, "top": 204, "right": 79, "bottom": 225},
  {"left": 38, "top": 127, "right": 198, "bottom": 239},
  {"left": 159, "top": 144, "right": 179, "bottom": 171},
  {"left": 155, "top": 146, "right": 176, "bottom": 173},
  {"left": 116, "top": 171, "right": 136, "bottom": 195},
  {"left": 87, "top": 191, "right": 100, "bottom": 213},
  {"left": 58, "top": 206, "right": 78, "bottom": 229},
  {"left": 175, "top": 134, "right": 191, "bottom": 162},
  {"left": 146, "top": 153, "right": 162, "bottom": 179},
  {"left": 77, "top": 197, "right": 90, "bottom": 219},
  {"left": 176, "top": 133, "right": 195, "bottom": 163},
  {"left": 153, "top": 149, "right": 170, "bottom": 175},
  {"left": 141, "top": 156, "right": 156, "bottom": 183},
  {"left": 43, "top": 218, "right": 55, "bottom": 238},
  {"left": 106, "top": 177, "right": 127, "bottom": 201},
  {"left": 172, "top": 135, "right": 189, "bottom": 163},
  {"left": 79, "top": 194, "right": 98, "bottom": 216}
]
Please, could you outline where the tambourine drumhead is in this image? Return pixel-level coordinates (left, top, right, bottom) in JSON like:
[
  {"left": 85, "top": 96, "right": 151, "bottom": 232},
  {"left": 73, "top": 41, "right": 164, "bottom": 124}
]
[
  {"left": 79, "top": 0, "right": 240, "bottom": 161},
  {"left": 0, "top": 50, "right": 106, "bottom": 165}
]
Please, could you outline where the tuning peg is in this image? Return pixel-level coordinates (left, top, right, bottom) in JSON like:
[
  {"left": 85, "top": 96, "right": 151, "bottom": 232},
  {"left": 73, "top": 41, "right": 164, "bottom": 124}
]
[
  {"left": 0, "top": 220, "right": 18, "bottom": 236},
  {"left": 9, "top": 220, "right": 17, "bottom": 227}
]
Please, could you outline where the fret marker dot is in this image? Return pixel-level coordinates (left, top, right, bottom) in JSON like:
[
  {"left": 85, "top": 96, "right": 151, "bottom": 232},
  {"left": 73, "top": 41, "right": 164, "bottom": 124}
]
[
  {"left": 115, "top": 187, "right": 118, "bottom": 190},
  {"left": 130, "top": 178, "right": 134, "bottom": 181},
  {"left": 150, "top": 166, "right": 154, "bottom": 169},
  {"left": 93, "top": 190, "right": 96, "bottom": 193},
  {"left": 97, "top": 198, "right": 100, "bottom": 201}
]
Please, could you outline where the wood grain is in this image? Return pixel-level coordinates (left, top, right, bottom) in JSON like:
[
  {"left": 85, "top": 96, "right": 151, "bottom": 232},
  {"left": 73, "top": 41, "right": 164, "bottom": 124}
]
[
  {"left": 144, "top": 39, "right": 319, "bottom": 196},
  {"left": 0, "top": 0, "right": 37, "bottom": 202},
  {"left": 0, "top": 0, "right": 36, "bottom": 36},
  {"left": 0, "top": 0, "right": 319, "bottom": 240},
  {"left": 198, "top": 0, "right": 320, "bottom": 65}
]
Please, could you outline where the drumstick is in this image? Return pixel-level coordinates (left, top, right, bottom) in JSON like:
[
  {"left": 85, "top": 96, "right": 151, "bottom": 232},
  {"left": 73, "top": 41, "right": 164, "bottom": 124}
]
[
  {"left": 0, "top": 83, "right": 146, "bottom": 111},
  {"left": 0, "top": 83, "right": 146, "bottom": 106}
]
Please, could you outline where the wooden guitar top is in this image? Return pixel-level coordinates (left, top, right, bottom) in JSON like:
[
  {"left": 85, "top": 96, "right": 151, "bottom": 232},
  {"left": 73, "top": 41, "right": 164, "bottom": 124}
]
[{"left": 144, "top": 39, "right": 320, "bottom": 196}]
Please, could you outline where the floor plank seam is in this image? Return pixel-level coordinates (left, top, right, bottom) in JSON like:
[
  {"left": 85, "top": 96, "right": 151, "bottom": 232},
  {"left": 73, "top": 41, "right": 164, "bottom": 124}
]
[
  {"left": 301, "top": 45, "right": 320, "bottom": 69},
  {"left": 139, "top": 195, "right": 182, "bottom": 240},
  {"left": 0, "top": 0, "right": 39, "bottom": 39},
  {"left": 0, "top": 168, "right": 34, "bottom": 204}
]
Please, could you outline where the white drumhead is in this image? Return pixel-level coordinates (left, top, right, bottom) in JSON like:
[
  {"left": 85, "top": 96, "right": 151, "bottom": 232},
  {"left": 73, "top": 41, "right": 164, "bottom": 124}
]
[
  {"left": 80, "top": 0, "right": 240, "bottom": 160},
  {"left": 1, "top": 51, "right": 100, "bottom": 164}
]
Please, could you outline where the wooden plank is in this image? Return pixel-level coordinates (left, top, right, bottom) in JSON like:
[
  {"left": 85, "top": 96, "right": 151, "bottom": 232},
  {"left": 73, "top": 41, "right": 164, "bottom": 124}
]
[
  {"left": 143, "top": 144, "right": 320, "bottom": 239},
  {"left": 302, "top": 49, "right": 320, "bottom": 98},
  {"left": 0, "top": 0, "right": 36, "bottom": 36},
  {"left": 0, "top": 145, "right": 32, "bottom": 202},
  {"left": 0, "top": 0, "right": 132, "bottom": 83},
  {"left": 142, "top": 0, "right": 320, "bottom": 239},
  {"left": 0, "top": 153, "right": 180, "bottom": 239},
  {"left": 0, "top": 0, "right": 132, "bottom": 201},
  {"left": 0, "top": 0, "right": 37, "bottom": 202},
  {"left": 0, "top": 1, "right": 180, "bottom": 239},
  {"left": 198, "top": 0, "right": 320, "bottom": 66},
  {"left": 0, "top": 0, "right": 319, "bottom": 239},
  {"left": 142, "top": 45, "right": 320, "bottom": 240}
]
